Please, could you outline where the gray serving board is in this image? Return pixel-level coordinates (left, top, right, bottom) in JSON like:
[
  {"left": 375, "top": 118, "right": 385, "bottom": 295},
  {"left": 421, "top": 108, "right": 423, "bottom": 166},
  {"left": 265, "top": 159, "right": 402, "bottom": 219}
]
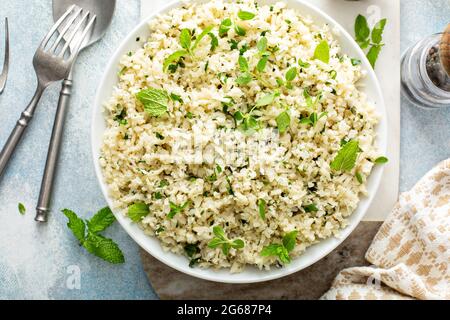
[{"left": 140, "top": 222, "right": 381, "bottom": 299}]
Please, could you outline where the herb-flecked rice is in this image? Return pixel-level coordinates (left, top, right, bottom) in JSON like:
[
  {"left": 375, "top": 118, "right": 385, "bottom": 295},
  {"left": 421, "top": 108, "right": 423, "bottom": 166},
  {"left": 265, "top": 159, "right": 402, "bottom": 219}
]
[{"left": 100, "top": 0, "right": 382, "bottom": 272}]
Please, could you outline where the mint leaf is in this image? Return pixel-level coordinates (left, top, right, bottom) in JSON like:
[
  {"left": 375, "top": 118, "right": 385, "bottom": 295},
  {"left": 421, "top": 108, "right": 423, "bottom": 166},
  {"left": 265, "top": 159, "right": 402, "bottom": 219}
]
[
  {"left": 213, "top": 225, "right": 227, "bottom": 240},
  {"left": 371, "top": 19, "right": 387, "bottom": 44},
  {"left": 208, "top": 32, "right": 219, "bottom": 51},
  {"left": 191, "top": 26, "right": 214, "bottom": 51},
  {"left": 184, "top": 243, "right": 200, "bottom": 258},
  {"left": 303, "top": 203, "right": 318, "bottom": 213},
  {"left": 298, "top": 59, "right": 310, "bottom": 68},
  {"left": 282, "top": 230, "right": 298, "bottom": 252},
  {"left": 285, "top": 67, "right": 297, "bottom": 82},
  {"left": 18, "top": 203, "right": 26, "bottom": 215},
  {"left": 256, "top": 91, "right": 279, "bottom": 107},
  {"left": 367, "top": 45, "right": 382, "bottom": 68},
  {"left": 256, "top": 56, "right": 268, "bottom": 72},
  {"left": 330, "top": 140, "right": 360, "bottom": 172},
  {"left": 231, "top": 239, "right": 245, "bottom": 249},
  {"left": 355, "top": 172, "right": 364, "bottom": 184},
  {"left": 180, "top": 29, "right": 192, "bottom": 50},
  {"left": 238, "top": 55, "right": 249, "bottom": 72},
  {"left": 170, "top": 93, "right": 183, "bottom": 104},
  {"left": 234, "top": 24, "right": 246, "bottom": 36},
  {"left": 219, "top": 18, "right": 232, "bottom": 37},
  {"left": 127, "top": 202, "right": 149, "bottom": 222},
  {"left": 374, "top": 156, "right": 389, "bottom": 164},
  {"left": 260, "top": 243, "right": 290, "bottom": 264},
  {"left": 62, "top": 209, "right": 86, "bottom": 244},
  {"left": 276, "top": 111, "right": 291, "bottom": 134},
  {"left": 314, "top": 40, "right": 330, "bottom": 64},
  {"left": 83, "top": 232, "right": 125, "bottom": 264},
  {"left": 238, "top": 10, "right": 255, "bottom": 20},
  {"left": 136, "top": 88, "right": 169, "bottom": 117},
  {"left": 208, "top": 226, "right": 244, "bottom": 256},
  {"left": 258, "top": 199, "right": 266, "bottom": 220},
  {"left": 236, "top": 72, "right": 253, "bottom": 85},
  {"left": 87, "top": 207, "right": 116, "bottom": 233},
  {"left": 167, "top": 201, "right": 190, "bottom": 219},
  {"left": 163, "top": 49, "right": 188, "bottom": 72},
  {"left": 354, "top": 14, "right": 370, "bottom": 42},
  {"left": 257, "top": 36, "right": 268, "bottom": 53},
  {"left": 351, "top": 58, "right": 362, "bottom": 66},
  {"left": 300, "top": 112, "right": 327, "bottom": 127}
]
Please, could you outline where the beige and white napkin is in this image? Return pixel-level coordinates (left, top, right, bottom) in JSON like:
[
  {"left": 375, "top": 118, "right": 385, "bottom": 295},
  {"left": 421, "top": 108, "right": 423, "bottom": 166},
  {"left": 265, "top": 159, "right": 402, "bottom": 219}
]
[{"left": 322, "top": 159, "right": 450, "bottom": 300}]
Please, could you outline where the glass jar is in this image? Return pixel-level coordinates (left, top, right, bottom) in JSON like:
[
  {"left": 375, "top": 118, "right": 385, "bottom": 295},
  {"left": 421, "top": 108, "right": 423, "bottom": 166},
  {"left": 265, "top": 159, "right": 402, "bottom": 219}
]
[{"left": 401, "top": 33, "right": 450, "bottom": 108}]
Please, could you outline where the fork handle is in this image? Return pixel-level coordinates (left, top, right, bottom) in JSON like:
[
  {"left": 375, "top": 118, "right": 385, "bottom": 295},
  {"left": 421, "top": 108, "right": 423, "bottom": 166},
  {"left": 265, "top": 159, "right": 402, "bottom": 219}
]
[
  {"left": 35, "top": 76, "right": 72, "bottom": 222},
  {"left": 0, "top": 85, "right": 45, "bottom": 178}
]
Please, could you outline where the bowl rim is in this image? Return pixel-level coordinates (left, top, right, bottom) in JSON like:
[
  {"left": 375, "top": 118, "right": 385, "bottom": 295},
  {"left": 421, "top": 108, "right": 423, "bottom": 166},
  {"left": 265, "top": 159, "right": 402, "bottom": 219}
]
[{"left": 91, "top": 0, "right": 387, "bottom": 284}]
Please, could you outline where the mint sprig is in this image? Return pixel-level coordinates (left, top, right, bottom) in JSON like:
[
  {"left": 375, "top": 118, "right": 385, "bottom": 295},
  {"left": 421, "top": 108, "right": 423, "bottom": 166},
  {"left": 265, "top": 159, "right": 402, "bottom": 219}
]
[
  {"left": 62, "top": 207, "right": 125, "bottom": 264},
  {"left": 127, "top": 202, "right": 150, "bottom": 222},
  {"left": 260, "top": 230, "right": 298, "bottom": 264},
  {"left": 208, "top": 226, "right": 245, "bottom": 256},
  {"left": 136, "top": 87, "right": 169, "bottom": 117},
  {"left": 354, "top": 14, "right": 387, "bottom": 68},
  {"left": 163, "top": 27, "right": 217, "bottom": 72},
  {"left": 330, "top": 140, "right": 360, "bottom": 172}
]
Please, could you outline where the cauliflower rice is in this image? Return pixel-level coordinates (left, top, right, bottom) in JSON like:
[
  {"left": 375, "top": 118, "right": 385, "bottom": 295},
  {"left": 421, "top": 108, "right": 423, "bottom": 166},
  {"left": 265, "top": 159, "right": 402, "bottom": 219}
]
[{"left": 100, "top": 0, "right": 381, "bottom": 272}]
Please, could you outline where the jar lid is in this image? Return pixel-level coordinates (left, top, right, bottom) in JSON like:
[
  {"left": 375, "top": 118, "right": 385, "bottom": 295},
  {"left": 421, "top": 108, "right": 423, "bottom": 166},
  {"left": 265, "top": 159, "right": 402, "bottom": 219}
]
[{"left": 439, "top": 24, "right": 450, "bottom": 76}]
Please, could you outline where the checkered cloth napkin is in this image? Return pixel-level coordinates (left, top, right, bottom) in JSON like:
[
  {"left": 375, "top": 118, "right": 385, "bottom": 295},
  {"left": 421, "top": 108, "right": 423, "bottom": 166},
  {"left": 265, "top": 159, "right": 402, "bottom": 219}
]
[{"left": 322, "top": 159, "right": 450, "bottom": 300}]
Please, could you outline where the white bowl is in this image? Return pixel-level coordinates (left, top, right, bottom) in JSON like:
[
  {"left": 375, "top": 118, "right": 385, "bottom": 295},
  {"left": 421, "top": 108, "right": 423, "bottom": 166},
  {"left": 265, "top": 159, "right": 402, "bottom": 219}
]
[{"left": 91, "top": 0, "right": 387, "bottom": 283}]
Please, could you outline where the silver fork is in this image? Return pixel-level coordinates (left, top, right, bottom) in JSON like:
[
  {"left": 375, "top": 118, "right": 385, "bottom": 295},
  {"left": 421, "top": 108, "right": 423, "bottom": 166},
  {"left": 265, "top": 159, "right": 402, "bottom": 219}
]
[
  {"left": 0, "top": 5, "right": 96, "bottom": 178},
  {"left": 0, "top": 17, "right": 9, "bottom": 94}
]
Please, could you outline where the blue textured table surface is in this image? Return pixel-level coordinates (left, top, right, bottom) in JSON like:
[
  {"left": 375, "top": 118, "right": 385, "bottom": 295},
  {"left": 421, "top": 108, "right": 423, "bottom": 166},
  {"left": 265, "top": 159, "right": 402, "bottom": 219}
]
[{"left": 0, "top": 0, "right": 448, "bottom": 299}]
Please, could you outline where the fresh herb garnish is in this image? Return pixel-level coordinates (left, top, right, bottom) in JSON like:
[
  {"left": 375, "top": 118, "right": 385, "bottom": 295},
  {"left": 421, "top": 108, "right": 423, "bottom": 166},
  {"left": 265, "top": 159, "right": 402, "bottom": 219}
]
[
  {"left": 114, "top": 108, "right": 128, "bottom": 126},
  {"left": 208, "top": 226, "right": 245, "bottom": 256},
  {"left": 219, "top": 18, "right": 233, "bottom": 37},
  {"left": 62, "top": 207, "right": 125, "bottom": 264},
  {"left": 354, "top": 14, "right": 387, "bottom": 68},
  {"left": 303, "top": 89, "right": 322, "bottom": 108},
  {"left": 355, "top": 172, "right": 364, "bottom": 184},
  {"left": 167, "top": 200, "right": 190, "bottom": 219},
  {"left": 299, "top": 112, "right": 328, "bottom": 127},
  {"left": 170, "top": 93, "right": 183, "bottom": 104},
  {"left": 256, "top": 91, "right": 280, "bottom": 107},
  {"left": 159, "top": 179, "right": 169, "bottom": 188},
  {"left": 298, "top": 59, "right": 311, "bottom": 69},
  {"left": 163, "top": 27, "right": 217, "bottom": 72},
  {"left": 127, "top": 202, "right": 150, "bottom": 222},
  {"left": 276, "top": 110, "right": 291, "bottom": 134},
  {"left": 314, "top": 40, "right": 330, "bottom": 64},
  {"left": 260, "top": 230, "right": 298, "bottom": 264},
  {"left": 351, "top": 58, "right": 362, "bottom": 66},
  {"left": 258, "top": 199, "right": 266, "bottom": 219},
  {"left": 374, "top": 156, "right": 389, "bottom": 164},
  {"left": 136, "top": 87, "right": 169, "bottom": 117},
  {"left": 18, "top": 203, "right": 26, "bottom": 215},
  {"left": 330, "top": 140, "right": 360, "bottom": 172},
  {"left": 155, "top": 132, "right": 165, "bottom": 140},
  {"left": 238, "top": 10, "right": 256, "bottom": 20},
  {"left": 184, "top": 243, "right": 201, "bottom": 267},
  {"left": 302, "top": 203, "right": 318, "bottom": 213}
]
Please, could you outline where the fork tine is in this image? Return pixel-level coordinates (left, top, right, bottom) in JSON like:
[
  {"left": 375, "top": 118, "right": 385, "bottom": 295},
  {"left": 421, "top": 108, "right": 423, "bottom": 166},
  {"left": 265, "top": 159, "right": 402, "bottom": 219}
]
[
  {"left": 49, "top": 7, "right": 83, "bottom": 54},
  {"left": 68, "top": 15, "right": 97, "bottom": 60},
  {"left": 39, "top": 4, "right": 76, "bottom": 49},
  {"left": 59, "top": 13, "right": 96, "bottom": 60},
  {"left": 57, "top": 10, "right": 90, "bottom": 58}
]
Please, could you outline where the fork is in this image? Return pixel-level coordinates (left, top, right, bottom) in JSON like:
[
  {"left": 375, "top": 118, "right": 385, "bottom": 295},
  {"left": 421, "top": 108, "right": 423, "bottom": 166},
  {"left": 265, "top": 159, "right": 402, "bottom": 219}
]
[
  {"left": 0, "top": 5, "right": 96, "bottom": 179},
  {"left": 0, "top": 17, "right": 9, "bottom": 94}
]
